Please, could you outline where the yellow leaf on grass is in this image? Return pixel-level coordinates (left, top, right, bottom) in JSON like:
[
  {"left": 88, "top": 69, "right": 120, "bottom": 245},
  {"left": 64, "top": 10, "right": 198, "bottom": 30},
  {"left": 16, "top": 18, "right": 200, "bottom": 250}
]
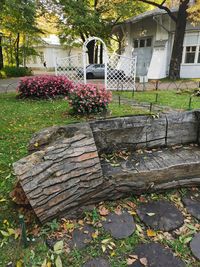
[
  {"left": 92, "top": 230, "right": 99, "bottom": 239},
  {"left": 16, "top": 260, "right": 23, "bottom": 267},
  {"left": 102, "top": 244, "right": 106, "bottom": 252},
  {"left": 101, "top": 238, "right": 111, "bottom": 244},
  {"left": 147, "top": 229, "right": 156, "bottom": 237}
]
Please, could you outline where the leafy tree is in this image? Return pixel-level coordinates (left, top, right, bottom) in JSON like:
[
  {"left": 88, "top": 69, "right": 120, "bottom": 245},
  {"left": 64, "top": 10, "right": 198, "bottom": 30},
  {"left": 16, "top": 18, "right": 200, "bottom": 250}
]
[
  {"left": 40, "top": 0, "right": 146, "bottom": 63},
  {"left": 1, "top": 0, "right": 42, "bottom": 67}
]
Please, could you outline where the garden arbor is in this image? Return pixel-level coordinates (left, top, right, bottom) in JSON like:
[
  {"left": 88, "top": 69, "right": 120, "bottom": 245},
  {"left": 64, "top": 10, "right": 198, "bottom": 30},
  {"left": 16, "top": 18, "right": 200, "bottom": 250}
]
[{"left": 55, "top": 36, "right": 137, "bottom": 91}]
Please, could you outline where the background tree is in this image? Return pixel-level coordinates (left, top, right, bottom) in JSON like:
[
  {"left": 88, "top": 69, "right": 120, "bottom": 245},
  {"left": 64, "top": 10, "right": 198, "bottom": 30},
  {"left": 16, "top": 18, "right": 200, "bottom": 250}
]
[
  {"left": 40, "top": 0, "right": 147, "bottom": 63},
  {"left": 0, "top": 0, "right": 42, "bottom": 67}
]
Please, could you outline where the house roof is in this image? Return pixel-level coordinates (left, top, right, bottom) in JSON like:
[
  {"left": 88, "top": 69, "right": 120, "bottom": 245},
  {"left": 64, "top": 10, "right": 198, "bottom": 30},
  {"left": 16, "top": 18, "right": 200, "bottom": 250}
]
[{"left": 125, "top": 7, "right": 178, "bottom": 24}]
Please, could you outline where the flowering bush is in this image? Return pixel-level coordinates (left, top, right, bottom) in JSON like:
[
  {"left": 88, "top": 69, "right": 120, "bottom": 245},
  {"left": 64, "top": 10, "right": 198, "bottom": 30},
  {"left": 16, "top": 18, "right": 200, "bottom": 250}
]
[
  {"left": 17, "top": 75, "right": 74, "bottom": 99},
  {"left": 67, "top": 83, "right": 112, "bottom": 114}
]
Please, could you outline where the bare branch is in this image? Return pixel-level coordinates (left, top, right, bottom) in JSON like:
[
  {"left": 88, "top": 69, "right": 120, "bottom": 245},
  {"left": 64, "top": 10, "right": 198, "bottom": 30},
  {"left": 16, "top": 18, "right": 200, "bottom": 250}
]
[{"left": 137, "top": 0, "right": 177, "bottom": 23}]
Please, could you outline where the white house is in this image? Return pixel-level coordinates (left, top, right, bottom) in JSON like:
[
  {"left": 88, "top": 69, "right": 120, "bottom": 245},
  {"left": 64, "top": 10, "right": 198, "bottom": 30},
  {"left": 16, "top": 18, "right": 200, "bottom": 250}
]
[
  {"left": 26, "top": 34, "right": 82, "bottom": 70},
  {"left": 116, "top": 7, "right": 200, "bottom": 79}
]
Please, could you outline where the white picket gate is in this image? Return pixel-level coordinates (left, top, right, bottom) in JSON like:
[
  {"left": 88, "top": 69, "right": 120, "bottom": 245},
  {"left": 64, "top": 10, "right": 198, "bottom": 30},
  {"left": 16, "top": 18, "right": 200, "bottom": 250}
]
[{"left": 55, "top": 37, "right": 137, "bottom": 91}]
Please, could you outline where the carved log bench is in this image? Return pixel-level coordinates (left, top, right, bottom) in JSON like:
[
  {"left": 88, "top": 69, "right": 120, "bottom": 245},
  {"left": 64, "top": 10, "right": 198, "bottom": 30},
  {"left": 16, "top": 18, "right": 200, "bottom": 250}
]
[{"left": 13, "top": 110, "right": 200, "bottom": 223}]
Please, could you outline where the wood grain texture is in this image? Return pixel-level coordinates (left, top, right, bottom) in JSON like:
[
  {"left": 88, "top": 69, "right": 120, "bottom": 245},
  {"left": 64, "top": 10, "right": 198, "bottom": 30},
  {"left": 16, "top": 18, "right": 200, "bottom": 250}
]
[{"left": 13, "top": 110, "right": 200, "bottom": 223}]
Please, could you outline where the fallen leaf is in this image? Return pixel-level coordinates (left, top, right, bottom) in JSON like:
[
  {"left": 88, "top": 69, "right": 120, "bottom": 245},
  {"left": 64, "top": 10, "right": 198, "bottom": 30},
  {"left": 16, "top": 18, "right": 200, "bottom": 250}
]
[
  {"left": 114, "top": 206, "right": 122, "bottom": 215},
  {"left": 147, "top": 229, "right": 156, "bottom": 237},
  {"left": 91, "top": 230, "right": 99, "bottom": 239},
  {"left": 146, "top": 213, "right": 155, "bottom": 216},
  {"left": 127, "top": 255, "right": 138, "bottom": 265},
  {"left": 102, "top": 244, "right": 106, "bottom": 252},
  {"left": 99, "top": 206, "right": 109, "bottom": 216},
  {"left": 101, "top": 238, "right": 111, "bottom": 244},
  {"left": 126, "top": 201, "right": 136, "bottom": 209},
  {"left": 140, "top": 257, "right": 148, "bottom": 266}
]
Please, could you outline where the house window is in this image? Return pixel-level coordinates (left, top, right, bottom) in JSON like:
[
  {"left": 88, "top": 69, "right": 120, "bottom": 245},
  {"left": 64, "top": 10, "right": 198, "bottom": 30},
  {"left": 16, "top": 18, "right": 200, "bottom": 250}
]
[
  {"left": 133, "top": 37, "right": 152, "bottom": 48},
  {"left": 134, "top": 40, "right": 139, "bottom": 48},
  {"left": 140, "top": 39, "right": 145, "bottom": 47},
  {"left": 198, "top": 47, "right": 200, "bottom": 63},
  {"left": 146, "top": 38, "right": 152, "bottom": 47},
  {"left": 185, "top": 46, "right": 196, "bottom": 63}
]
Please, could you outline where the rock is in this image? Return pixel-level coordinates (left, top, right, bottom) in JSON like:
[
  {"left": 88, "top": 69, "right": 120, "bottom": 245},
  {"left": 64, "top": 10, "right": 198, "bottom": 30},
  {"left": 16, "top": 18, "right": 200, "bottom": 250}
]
[
  {"left": 182, "top": 192, "right": 200, "bottom": 220},
  {"left": 70, "top": 225, "right": 94, "bottom": 249},
  {"left": 190, "top": 233, "right": 200, "bottom": 260},
  {"left": 83, "top": 258, "right": 110, "bottom": 267},
  {"left": 128, "top": 242, "right": 185, "bottom": 267},
  {"left": 137, "top": 200, "right": 184, "bottom": 231},
  {"left": 102, "top": 211, "right": 135, "bottom": 239}
]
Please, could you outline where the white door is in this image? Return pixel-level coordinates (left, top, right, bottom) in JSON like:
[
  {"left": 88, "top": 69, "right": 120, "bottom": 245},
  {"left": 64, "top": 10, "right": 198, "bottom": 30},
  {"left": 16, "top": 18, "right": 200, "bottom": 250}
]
[{"left": 134, "top": 47, "right": 152, "bottom": 76}]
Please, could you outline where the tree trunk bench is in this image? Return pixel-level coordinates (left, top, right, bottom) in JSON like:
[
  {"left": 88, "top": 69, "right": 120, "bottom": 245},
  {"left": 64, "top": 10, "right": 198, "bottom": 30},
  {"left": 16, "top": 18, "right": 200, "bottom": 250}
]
[{"left": 13, "top": 110, "right": 200, "bottom": 223}]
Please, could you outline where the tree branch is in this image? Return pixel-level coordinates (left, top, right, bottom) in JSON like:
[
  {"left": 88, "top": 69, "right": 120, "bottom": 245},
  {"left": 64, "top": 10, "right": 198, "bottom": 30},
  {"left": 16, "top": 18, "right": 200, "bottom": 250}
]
[{"left": 137, "top": 0, "right": 177, "bottom": 23}]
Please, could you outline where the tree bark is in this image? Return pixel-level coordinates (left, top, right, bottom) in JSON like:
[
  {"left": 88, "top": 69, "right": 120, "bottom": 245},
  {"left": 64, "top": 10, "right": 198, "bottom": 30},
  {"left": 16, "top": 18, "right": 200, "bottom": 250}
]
[
  {"left": 100, "top": 43, "right": 103, "bottom": 64},
  {"left": 15, "top": 33, "right": 20, "bottom": 68},
  {"left": 95, "top": 43, "right": 98, "bottom": 63},
  {"left": 169, "top": 0, "right": 190, "bottom": 79},
  {"left": 12, "top": 111, "right": 200, "bottom": 223},
  {"left": 0, "top": 34, "right": 4, "bottom": 70}
]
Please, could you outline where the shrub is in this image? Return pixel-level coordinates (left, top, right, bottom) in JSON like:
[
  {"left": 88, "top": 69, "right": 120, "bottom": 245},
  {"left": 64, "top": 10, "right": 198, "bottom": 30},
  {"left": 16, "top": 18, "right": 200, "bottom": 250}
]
[
  {"left": 17, "top": 75, "right": 74, "bottom": 99},
  {"left": 67, "top": 83, "right": 112, "bottom": 114},
  {"left": 2, "top": 66, "right": 32, "bottom": 77}
]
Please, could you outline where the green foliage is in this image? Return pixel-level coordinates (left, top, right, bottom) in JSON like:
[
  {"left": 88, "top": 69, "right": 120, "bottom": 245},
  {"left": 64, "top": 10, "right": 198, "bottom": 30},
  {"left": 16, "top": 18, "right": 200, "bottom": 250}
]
[
  {"left": 2, "top": 66, "right": 32, "bottom": 77},
  {"left": 1, "top": 0, "right": 42, "bottom": 67},
  {"left": 44, "top": 0, "right": 147, "bottom": 50}
]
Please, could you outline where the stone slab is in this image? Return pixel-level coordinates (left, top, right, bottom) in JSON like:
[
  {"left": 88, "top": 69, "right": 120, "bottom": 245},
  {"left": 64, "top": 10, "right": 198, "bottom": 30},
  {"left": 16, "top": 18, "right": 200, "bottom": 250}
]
[
  {"left": 190, "top": 233, "right": 200, "bottom": 260},
  {"left": 129, "top": 242, "right": 185, "bottom": 267},
  {"left": 102, "top": 211, "right": 135, "bottom": 239},
  {"left": 182, "top": 192, "right": 200, "bottom": 220},
  {"left": 137, "top": 200, "right": 184, "bottom": 231}
]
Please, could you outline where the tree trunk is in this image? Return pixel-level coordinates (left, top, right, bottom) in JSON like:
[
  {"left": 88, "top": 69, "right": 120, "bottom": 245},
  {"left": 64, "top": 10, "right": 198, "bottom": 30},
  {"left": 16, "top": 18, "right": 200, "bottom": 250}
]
[
  {"left": 15, "top": 33, "right": 20, "bottom": 68},
  {"left": 0, "top": 34, "right": 4, "bottom": 70},
  {"left": 95, "top": 43, "right": 98, "bottom": 63},
  {"left": 12, "top": 111, "right": 200, "bottom": 223},
  {"left": 87, "top": 39, "right": 95, "bottom": 64},
  {"left": 169, "top": 0, "right": 189, "bottom": 79},
  {"left": 100, "top": 43, "right": 103, "bottom": 64}
]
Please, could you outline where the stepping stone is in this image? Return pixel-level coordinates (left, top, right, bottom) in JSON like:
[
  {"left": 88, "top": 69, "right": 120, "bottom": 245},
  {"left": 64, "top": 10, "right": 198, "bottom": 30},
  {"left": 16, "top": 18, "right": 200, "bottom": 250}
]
[
  {"left": 137, "top": 200, "right": 184, "bottom": 231},
  {"left": 128, "top": 242, "right": 185, "bottom": 267},
  {"left": 70, "top": 225, "right": 94, "bottom": 249},
  {"left": 190, "top": 233, "right": 200, "bottom": 260},
  {"left": 83, "top": 258, "right": 110, "bottom": 267},
  {"left": 102, "top": 211, "right": 135, "bottom": 239},
  {"left": 182, "top": 192, "right": 200, "bottom": 220}
]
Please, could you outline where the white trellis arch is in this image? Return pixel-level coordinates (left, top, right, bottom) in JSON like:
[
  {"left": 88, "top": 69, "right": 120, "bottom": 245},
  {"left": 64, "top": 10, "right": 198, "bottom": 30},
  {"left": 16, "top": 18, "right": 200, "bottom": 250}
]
[
  {"left": 82, "top": 36, "right": 108, "bottom": 88},
  {"left": 55, "top": 36, "right": 137, "bottom": 91}
]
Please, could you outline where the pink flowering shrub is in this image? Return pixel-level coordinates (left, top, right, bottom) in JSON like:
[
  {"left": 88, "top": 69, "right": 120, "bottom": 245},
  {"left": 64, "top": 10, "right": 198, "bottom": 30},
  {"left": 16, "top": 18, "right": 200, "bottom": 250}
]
[
  {"left": 67, "top": 83, "right": 112, "bottom": 114},
  {"left": 17, "top": 75, "right": 74, "bottom": 99}
]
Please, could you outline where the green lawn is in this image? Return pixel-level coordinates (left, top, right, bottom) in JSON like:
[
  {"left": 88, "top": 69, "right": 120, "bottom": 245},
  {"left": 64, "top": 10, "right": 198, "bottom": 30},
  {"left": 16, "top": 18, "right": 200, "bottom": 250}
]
[
  {"left": 114, "top": 90, "right": 200, "bottom": 110},
  {"left": 0, "top": 92, "right": 200, "bottom": 267}
]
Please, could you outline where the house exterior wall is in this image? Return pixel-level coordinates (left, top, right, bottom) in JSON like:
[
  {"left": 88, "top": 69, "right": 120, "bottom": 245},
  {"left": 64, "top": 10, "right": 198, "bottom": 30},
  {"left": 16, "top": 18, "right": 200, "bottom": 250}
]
[
  {"left": 27, "top": 46, "right": 81, "bottom": 70},
  {"left": 123, "top": 12, "right": 200, "bottom": 79},
  {"left": 180, "top": 30, "right": 200, "bottom": 78}
]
